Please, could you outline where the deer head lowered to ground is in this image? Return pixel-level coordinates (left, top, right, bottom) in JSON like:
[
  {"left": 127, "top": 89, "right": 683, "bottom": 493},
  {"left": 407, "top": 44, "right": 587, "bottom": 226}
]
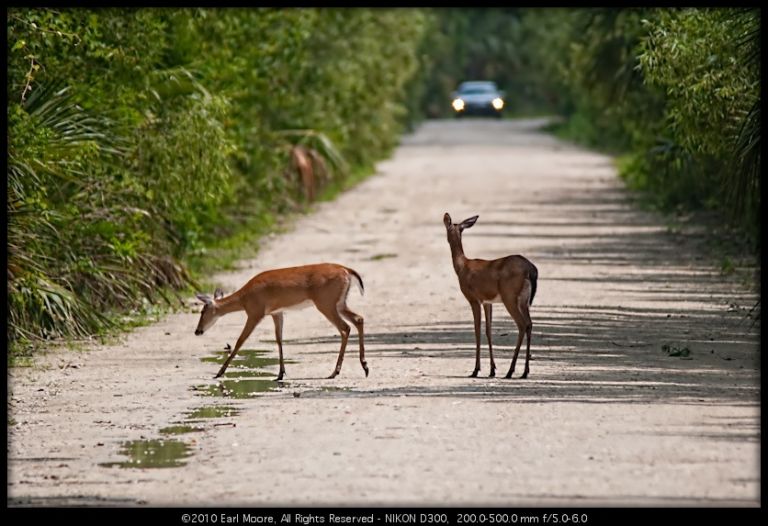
[
  {"left": 195, "top": 263, "right": 367, "bottom": 380},
  {"left": 443, "top": 213, "right": 538, "bottom": 378}
]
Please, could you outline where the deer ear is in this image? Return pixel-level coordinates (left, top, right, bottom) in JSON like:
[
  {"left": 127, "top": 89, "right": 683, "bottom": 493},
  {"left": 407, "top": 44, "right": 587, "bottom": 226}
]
[
  {"left": 195, "top": 293, "right": 212, "bottom": 305},
  {"left": 443, "top": 213, "right": 452, "bottom": 228},
  {"left": 213, "top": 288, "right": 224, "bottom": 300},
  {"left": 459, "top": 215, "right": 479, "bottom": 230}
]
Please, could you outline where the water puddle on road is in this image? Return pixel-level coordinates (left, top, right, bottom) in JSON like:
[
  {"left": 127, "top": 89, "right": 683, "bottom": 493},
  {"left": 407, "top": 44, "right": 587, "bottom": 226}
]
[
  {"left": 220, "top": 370, "right": 274, "bottom": 379},
  {"left": 159, "top": 424, "right": 205, "bottom": 435},
  {"left": 101, "top": 351, "right": 284, "bottom": 470},
  {"left": 196, "top": 349, "right": 291, "bottom": 398},
  {"left": 99, "top": 439, "right": 192, "bottom": 469},
  {"left": 193, "top": 379, "right": 283, "bottom": 398},
  {"left": 201, "top": 349, "right": 290, "bottom": 371},
  {"left": 184, "top": 405, "right": 241, "bottom": 420},
  {"left": 369, "top": 253, "right": 398, "bottom": 261}
]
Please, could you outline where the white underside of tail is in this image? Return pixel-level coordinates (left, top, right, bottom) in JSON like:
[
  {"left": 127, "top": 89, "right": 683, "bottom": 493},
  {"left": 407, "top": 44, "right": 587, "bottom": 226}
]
[
  {"left": 347, "top": 269, "right": 364, "bottom": 296},
  {"left": 518, "top": 279, "right": 532, "bottom": 310},
  {"left": 337, "top": 277, "right": 352, "bottom": 312}
]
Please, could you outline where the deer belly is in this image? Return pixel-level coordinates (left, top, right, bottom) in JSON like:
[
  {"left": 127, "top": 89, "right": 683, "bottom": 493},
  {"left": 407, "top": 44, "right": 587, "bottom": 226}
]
[
  {"left": 482, "top": 294, "right": 503, "bottom": 304},
  {"left": 267, "top": 299, "right": 314, "bottom": 315}
]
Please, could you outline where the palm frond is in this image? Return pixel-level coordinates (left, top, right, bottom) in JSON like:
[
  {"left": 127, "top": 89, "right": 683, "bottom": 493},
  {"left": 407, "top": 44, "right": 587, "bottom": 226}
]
[
  {"left": 24, "top": 82, "right": 127, "bottom": 156},
  {"left": 726, "top": 97, "right": 760, "bottom": 221}
]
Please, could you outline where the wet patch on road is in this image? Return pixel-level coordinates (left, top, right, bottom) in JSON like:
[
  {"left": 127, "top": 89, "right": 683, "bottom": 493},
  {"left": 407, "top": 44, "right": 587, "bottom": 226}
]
[
  {"left": 195, "top": 348, "right": 291, "bottom": 398},
  {"left": 99, "top": 439, "right": 192, "bottom": 469},
  {"left": 193, "top": 378, "right": 283, "bottom": 398},
  {"left": 99, "top": 350, "right": 291, "bottom": 469},
  {"left": 184, "top": 405, "right": 241, "bottom": 420},
  {"left": 159, "top": 424, "right": 205, "bottom": 435}
]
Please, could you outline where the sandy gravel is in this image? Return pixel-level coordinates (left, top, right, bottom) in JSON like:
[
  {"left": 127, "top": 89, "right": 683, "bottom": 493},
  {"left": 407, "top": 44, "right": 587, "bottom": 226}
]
[{"left": 8, "top": 118, "right": 760, "bottom": 507}]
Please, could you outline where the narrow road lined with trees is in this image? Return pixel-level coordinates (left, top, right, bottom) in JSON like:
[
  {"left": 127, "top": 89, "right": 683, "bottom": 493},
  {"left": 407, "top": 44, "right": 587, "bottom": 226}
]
[{"left": 9, "top": 119, "right": 759, "bottom": 506}]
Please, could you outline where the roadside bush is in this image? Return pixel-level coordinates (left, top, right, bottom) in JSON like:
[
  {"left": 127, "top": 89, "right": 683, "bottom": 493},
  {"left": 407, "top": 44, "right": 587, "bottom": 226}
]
[{"left": 7, "top": 7, "right": 427, "bottom": 349}]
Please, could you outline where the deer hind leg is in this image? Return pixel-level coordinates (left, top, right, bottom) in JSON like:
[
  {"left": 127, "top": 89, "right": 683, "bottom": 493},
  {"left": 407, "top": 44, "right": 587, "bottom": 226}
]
[
  {"left": 315, "top": 300, "right": 351, "bottom": 379},
  {"left": 518, "top": 284, "right": 533, "bottom": 379},
  {"left": 483, "top": 303, "right": 496, "bottom": 377},
  {"left": 272, "top": 313, "right": 286, "bottom": 381},
  {"left": 341, "top": 308, "right": 368, "bottom": 377},
  {"left": 215, "top": 313, "right": 263, "bottom": 378},
  {"left": 501, "top": 292, "right": 530, "bottom": 380}
]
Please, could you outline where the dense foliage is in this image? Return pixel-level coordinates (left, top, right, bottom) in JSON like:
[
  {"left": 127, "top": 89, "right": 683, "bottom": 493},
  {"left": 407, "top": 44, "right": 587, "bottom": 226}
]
[
  {"left": 516, "top": 8, "right": 760, "bottom": 244},
  {"left": 7, "top": 8, "right": 426, "bottom": 347},
  {"left": 416, "top": 8, "right": 759, "bottom": 238}
]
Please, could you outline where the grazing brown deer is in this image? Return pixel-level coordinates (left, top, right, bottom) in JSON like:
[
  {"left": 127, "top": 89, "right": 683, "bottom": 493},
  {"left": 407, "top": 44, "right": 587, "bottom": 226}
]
[
  {"left": 443, "top": 213, "right": 538, "bottom": 379},
  {"left": 194, "top": 263, "right": 367, "bottom": 380}
]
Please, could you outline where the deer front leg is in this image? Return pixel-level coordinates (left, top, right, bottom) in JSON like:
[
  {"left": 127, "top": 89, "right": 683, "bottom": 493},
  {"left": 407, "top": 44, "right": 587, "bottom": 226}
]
[
  {"left": 470, "top": 302, "right": 482, "bottom": 377},
  {"left": 272, "top": 313, "right": 286, "bottom": 381},
  {"left": 484, "top": 303, "right": 496, "bottom": 377},
  {"left": 215, "top": 314, "right": 262, "bottom": 379}
]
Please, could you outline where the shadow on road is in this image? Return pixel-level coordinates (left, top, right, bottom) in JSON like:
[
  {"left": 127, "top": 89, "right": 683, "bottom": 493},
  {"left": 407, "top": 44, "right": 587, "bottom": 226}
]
[
  {"left": 289, "top": 303, "right": 758, "bottom": 406},
  {"left": 283, "top": 176, "right": 758, "bottom": 410}
]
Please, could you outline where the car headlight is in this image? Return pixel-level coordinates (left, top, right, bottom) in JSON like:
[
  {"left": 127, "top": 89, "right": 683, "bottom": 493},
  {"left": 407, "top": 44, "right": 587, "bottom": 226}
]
[
  {"left": 492, "top": 98, "right": 504, "bottom": 110},
  {"left": 452, "top": 98, "right": 465, "bottom": 111}
]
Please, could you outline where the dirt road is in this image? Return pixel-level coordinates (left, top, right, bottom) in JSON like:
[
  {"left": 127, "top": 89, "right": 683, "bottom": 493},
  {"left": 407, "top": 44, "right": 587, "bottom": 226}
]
[{"left": 8, "top": 118, "right": 760, "bottom": 507}]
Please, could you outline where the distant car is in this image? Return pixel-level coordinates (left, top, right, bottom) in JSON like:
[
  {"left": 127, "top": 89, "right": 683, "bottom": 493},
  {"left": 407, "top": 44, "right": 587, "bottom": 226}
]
[{"left": 451, "top": 81, "right": 505, "bottom": 118}]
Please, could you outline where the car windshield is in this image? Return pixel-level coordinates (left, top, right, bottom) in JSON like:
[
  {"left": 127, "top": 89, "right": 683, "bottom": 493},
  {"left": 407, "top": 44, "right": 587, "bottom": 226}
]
[{"left": 458, "top": 83, "right": 497, "bottom": 95}]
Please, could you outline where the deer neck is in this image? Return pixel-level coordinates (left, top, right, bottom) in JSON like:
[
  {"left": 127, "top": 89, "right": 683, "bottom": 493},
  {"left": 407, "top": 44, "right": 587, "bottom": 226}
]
[
  {"left": 449, "top": 236, "right": 468, "bottom": 274},
  {"left": 215, "top": 292, "right": 245, "bottom": 317}
]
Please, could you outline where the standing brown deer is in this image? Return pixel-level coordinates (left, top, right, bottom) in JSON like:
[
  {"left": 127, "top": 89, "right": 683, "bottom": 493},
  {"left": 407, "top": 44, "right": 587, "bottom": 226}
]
[
  {"left": 443, "top": 213, "right": 538, "bottom": 378},
  {"left": 194, "top": 263, "right": 367, "bottom": 380}
]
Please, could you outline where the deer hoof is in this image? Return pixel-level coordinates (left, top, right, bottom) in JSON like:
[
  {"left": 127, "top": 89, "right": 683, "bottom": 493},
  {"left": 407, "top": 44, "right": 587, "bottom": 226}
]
[
  {"left": 362, "top": 364, "right": 369, "bottom": 377},
  {"left": 469, "top": 370, "right": 479, "bottom": 378},
  {"left": 521, "top": 372, "right": 529, "bottom": 379}
]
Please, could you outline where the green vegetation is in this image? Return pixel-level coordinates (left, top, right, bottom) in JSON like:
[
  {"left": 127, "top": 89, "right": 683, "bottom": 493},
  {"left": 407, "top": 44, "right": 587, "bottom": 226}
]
[
  {"left": 7, "top": 8, "right": 760, "bottom": 356},
  {"left": 522, "top": 8, "right": 759, "bottom": 248},
  {"left": 414, "top": 8, "right": 759, "bottom": 253},
  {"left": 7, "top": 8, "right": 427, "bottom": 353}
]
